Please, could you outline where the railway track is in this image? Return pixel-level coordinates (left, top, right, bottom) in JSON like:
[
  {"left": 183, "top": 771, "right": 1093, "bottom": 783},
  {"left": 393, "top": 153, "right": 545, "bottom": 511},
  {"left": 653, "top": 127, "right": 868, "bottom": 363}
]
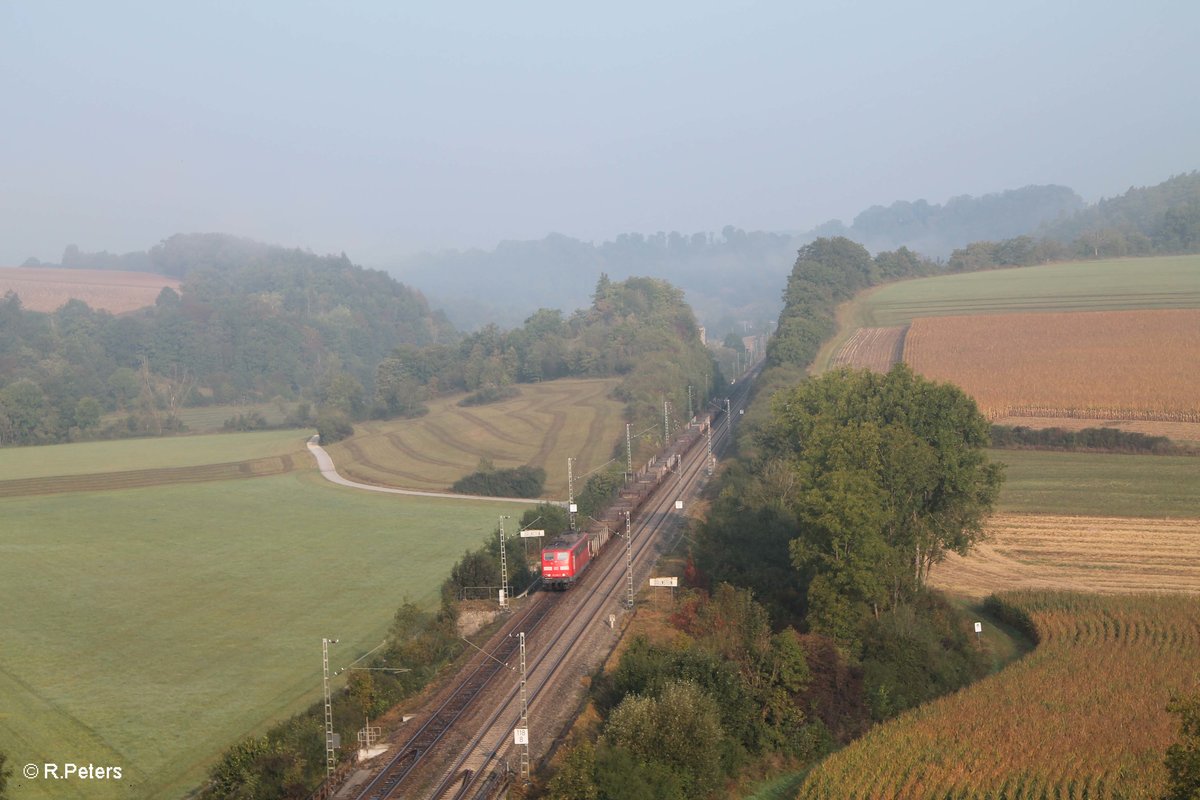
[{"left": 340, "top": 370, "right": 757, "bottom": 800}]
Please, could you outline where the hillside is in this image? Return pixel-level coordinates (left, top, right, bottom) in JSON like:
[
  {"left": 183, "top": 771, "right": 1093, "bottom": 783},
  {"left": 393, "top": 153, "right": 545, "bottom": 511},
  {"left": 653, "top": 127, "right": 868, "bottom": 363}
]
[{"left": 0, "top": 234, "right": 453, "bottom": 445}]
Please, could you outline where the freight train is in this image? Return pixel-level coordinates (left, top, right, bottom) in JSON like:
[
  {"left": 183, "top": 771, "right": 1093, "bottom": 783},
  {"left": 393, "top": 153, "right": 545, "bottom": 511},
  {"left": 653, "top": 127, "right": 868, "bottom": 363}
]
[{"left": 540, "top": 409, "right": 718, "bottom": 590}]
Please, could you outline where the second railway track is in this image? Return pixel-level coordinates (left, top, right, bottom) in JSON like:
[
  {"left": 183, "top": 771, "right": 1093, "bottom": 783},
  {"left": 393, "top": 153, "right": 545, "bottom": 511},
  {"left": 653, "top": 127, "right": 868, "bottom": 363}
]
[{"left": 340, "top": 372, "right": 756, "bottom": 800}]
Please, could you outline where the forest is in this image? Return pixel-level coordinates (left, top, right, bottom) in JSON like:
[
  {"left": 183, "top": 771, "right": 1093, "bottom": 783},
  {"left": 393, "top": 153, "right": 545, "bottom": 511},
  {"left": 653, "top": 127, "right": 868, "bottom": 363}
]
[{"left": 0, "top": 234, "right": 452, "bottom": 445}]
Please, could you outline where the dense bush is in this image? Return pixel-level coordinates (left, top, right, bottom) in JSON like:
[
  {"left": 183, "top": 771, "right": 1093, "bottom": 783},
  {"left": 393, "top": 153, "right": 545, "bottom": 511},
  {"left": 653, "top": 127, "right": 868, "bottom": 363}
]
[
  {"left": 990, "top": 424, "right": 1182, "bottom": 454},
  {"left": 450, "top": 459, "right": 545, "bottom": 498},
  {"left": 457, "top": 385, "right": 519, "bottom": 406}
]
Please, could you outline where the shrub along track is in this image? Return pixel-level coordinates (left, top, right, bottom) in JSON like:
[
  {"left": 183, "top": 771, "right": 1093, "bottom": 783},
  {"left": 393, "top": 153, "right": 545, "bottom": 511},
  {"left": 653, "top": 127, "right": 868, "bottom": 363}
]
[{"left": 0, "top": 454, "right": 297, "bottom": 497}]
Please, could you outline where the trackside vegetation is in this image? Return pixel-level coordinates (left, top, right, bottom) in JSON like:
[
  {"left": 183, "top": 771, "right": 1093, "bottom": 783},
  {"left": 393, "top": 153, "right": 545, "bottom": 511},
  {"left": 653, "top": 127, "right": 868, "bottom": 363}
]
[{"left": 796, "top": 592, "right": 1200, "bottom": 798}]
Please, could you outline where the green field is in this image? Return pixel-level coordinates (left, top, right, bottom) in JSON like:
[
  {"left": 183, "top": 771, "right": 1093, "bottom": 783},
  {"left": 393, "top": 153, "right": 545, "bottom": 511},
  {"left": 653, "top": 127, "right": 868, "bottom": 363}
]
[
  {"left": 0, "top": 466, "right": 533, "bottom": 799},
  {"left": 992, "top": 449, "right": 1200, "bottom": 517},
  {"left": 858, "top": 254, "right": 1200, "bottom": 327},
  {"left": 0, "top": 429, "right": 307, "bottom": 481},
  {"left": 327, "top": 378, "right": 626, "bottom": 497}
]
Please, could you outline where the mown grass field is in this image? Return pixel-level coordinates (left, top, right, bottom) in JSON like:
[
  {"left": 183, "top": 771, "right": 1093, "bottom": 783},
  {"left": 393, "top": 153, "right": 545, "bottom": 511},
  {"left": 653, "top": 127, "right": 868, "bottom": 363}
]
[
  {"left": 0, "top": 461, "right": 533, "bottom": 799},
  {"left": 797, "top": 592, "right": 1200, "bottom": 799},
  {"left": 993, "top": 448, "right": 1200, "bottom": 517},
  {"left": 0, "top": 429, "right": 307, "bottom": 481},
  {"left": 327, "top": 378, "right": 625, "bottom": 497}
]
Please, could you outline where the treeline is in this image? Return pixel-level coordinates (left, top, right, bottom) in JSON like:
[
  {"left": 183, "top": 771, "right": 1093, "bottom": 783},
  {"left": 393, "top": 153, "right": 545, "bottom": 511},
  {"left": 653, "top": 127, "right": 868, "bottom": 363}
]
[
  {"left": 368, "top": 275, "right": 720, "bottom": 446},
  {"left": 545, "top": 585, "right": 829, "bottom": 799},
  {"left": 392, "top": 228, "right": 803, "bottom": 335},
  {"left": 948, "top": 171, "right": 1200, "bottom": 270},
  {"left": 560, "top": 237, "right": 1003, "bottom": 793},
  {"left": 808, "top": 184, "right": 1083, "bottom": 259},
  {"left": 990, "top": 424, "right": 1191, "bottom": 455},
  {"left": 0, "top": 234, "right": 452, "bottom": 446},
  {"left": 765, "top": 238, "right": 934, "bottom": 380}
]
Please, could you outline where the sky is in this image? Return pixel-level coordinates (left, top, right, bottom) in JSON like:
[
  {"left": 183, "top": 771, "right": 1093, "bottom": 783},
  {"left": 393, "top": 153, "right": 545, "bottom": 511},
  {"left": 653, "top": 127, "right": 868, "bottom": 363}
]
[{"left": 2, "top": 0, "right": 1198, "bottom": 267}]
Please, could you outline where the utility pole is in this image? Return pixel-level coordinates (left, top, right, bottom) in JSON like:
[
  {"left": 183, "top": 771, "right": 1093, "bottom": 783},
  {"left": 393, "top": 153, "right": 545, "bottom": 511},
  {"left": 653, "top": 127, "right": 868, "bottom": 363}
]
[
  {"left": 322, "top": 637, "right": 339, "bottom": 778},
  {"left": 663, "top": 398, "right": 670, "bottom": 444},
  {"left": 625, "top": 423, "right": 632, "bottom": 481},
  {"left": 518, "top": 632, "right": 529, "bottom": 780},
  {"left": 625, "top": 510, "right": 634, "bottom": 608},
  {"left": 567, "top": 457, "right": 576, "bottom": 531},
  {"left": 706, "top": 417, "right": 713, "bottom": 477},
  {"left": 687, "top": 384, "right": 693, "bottom": 421},
  {"left": 725, "top": 398, "right": 732, "bottom": 437},
  {"left": 498, "top": 516, "right": 510, "bottom": 609}
]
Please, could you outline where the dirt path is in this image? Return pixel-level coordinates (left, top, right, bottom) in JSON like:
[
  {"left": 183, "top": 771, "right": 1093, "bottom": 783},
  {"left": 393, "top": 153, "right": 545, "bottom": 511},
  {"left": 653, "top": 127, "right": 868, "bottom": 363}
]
[{"left": 306, "top": 437, "right": 551, "bottom": 505}]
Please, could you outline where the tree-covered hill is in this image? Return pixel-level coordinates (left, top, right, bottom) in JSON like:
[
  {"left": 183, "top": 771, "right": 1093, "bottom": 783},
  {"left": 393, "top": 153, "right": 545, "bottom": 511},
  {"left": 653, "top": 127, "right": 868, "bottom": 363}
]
[
  {"left": 371, "top": 274, "right": 718, "bottom": 440},
  {"left": 809, "top": 184, "right": 1083, "bottom": 259},
  {"left": 1037, "top": 170, "right": 1200, "bottom": 254},
  {"left": 390, "top": 228, "right": 802, "bottom": 336},
  {"left": 0, "top": 234, "right": 453, "bottom": 445},
  {"left": 388, "top": 186, "right": 1086, "bottom": 337}
]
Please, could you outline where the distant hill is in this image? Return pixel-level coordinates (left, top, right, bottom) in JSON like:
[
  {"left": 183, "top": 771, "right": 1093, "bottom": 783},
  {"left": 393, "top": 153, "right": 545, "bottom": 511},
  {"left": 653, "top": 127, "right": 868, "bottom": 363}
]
[
  {"left": 389, "top": 186, "right": 1085, "bottom": 336},
  {"left": 0, "top": 234, "right": 453, "bottom": 445},
  {"left": 389, "top": 228, "right": 803, "bottom": 335},
  {"left": 1037, "top": 171, "right": 1200, "bottom": 253},
  {"left": 808, "top": 185, "right": 1084, "bottom": 259}
]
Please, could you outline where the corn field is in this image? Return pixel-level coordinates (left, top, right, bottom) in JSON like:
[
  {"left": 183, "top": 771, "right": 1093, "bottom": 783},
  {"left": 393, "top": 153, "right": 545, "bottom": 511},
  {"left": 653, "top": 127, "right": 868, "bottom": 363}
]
[
  {"left": 796, "top": 592, "right": 1200, "bottom": 799},
  {"left": 902, "top": 309, "right": 1200, "bottom": 422}
]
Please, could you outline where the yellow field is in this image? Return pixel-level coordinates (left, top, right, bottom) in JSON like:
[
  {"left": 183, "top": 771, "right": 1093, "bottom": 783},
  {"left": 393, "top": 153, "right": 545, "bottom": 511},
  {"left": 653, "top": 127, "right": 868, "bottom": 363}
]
[
  {"left": 798, "top": 592, "right": 1200, "bottom": 799},
  {"left": 903, "top": 308, "right": 1200, "bottom": 421},
  {"left": 325, "top": 378, "right": 625, "bottom": 497},
  {"left": 0, "top": 266, "right": 180, "bottom": 313},
  {"left": 929, "top": 513, "right": 1200, "bottom": 597}
]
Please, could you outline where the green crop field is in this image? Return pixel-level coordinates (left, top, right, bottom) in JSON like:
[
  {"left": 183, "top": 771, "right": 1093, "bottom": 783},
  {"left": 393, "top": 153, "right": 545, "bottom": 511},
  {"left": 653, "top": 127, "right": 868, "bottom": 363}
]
[
  {"left": 859, "top": 254, "right": 1200, "bottom": 327},
  {"left": 0, "top": 429, "right": 307, "bottom": 482},
  {"left": 992, "top": 449, "right": 1200, "bottom": 517},
  {"left": 327, "top": 378, "right": 626, "bottom": 497},
  {"left": 0, "top": 465, "right": 534, "bottom": 799}
]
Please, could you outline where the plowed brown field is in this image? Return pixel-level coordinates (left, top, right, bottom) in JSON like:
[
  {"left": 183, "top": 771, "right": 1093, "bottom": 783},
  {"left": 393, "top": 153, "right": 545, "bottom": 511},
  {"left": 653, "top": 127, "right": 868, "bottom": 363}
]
[
  {"left": 903, "top": 308, "right": 1200, "bottom": 421},
  {"left": 929, "top": 513, "right": 1200, "bottom": 597},
  {"left": 0, "top": 267, "right": 181, "bottom": 313},
  {"left": 828, "top": 326, "right": 907, "bottom": 372}
]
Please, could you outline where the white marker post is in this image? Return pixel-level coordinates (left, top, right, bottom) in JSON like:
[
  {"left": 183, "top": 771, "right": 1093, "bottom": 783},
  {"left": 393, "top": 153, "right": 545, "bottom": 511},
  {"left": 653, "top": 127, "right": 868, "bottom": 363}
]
[{"left": 974, "top": 621, "right": 983, "bottom": 645}]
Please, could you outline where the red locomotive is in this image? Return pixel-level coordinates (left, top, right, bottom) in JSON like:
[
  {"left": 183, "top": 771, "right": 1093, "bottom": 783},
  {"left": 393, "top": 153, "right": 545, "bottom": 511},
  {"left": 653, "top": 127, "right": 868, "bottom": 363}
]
[
  {"left": 538, "top": 410, "right": 715, "bottom": 590},
  {"left": 540, "top": 533, "right": 592, "bottom": 590}
]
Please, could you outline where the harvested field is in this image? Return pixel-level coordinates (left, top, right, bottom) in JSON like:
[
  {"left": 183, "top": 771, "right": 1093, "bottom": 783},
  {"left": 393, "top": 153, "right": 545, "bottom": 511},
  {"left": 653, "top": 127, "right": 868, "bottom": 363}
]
[
  {"left": 327, "top": 378, "right": 624, "bottom": 498},
  {"left": 828, "top": 326, "right": 907, "bottom": 372},
  {"left": 798, "top": 592, "right": 1200, "bottom": 799},
  {"left": 904, "top": 308, "right": 1200, "bottom": 421},
  {"left": 0, "top": 267, "right": 181, "bottom": 313},
  {"left": 929, "top": 513, "right": 1200, "bottom": 597}
]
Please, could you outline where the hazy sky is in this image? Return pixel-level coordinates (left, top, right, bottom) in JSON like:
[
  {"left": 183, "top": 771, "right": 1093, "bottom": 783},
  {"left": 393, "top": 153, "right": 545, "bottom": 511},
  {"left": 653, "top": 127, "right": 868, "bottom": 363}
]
[{"left": 2, "top": 1, "right": 1198, "bottom": 266}]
